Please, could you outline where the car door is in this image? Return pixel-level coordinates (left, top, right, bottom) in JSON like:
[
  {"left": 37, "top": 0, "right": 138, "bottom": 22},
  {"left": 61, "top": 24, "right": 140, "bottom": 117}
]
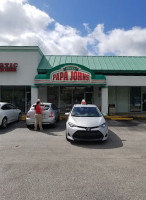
[
  {"left": 11, "top": 104, "right": 19, "bottom": 121},
  {"left": 1, "top": 104, "right": 14, "bottom": 123},
  {"left": 8, "top": 104, "right": 17, "bottom": 122}
]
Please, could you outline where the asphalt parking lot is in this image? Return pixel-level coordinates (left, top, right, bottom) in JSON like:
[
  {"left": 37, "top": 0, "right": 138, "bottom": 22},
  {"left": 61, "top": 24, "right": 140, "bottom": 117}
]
[{"left": 0, "top": 119, "right": 146, "bottom": 200}]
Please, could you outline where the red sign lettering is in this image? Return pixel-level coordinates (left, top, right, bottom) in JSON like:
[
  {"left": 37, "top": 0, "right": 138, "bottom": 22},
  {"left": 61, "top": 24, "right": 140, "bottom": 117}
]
[
  {"left": 0, "top": 63, "right": 18, "bottom": 72},
  {"left": 52, "top": 70, "right": 90, "bottom": 82},
  {"left": 64, "top": 71, "right": 68, "bottom": 80}
]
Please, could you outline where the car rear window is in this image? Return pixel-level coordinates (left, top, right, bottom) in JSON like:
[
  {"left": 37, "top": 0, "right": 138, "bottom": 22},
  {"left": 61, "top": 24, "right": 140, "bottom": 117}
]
[
  {"left": 31, "top": 104, "right": 50, "bottom": 110},
  {"left": 71, "top": 107, "right": 102, "bottom": 117}
]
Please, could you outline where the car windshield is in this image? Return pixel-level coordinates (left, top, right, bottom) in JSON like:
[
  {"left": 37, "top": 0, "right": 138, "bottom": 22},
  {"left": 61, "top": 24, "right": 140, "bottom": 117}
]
[{"left": 71, "top": 107, "right": 102, "bottom": 117}]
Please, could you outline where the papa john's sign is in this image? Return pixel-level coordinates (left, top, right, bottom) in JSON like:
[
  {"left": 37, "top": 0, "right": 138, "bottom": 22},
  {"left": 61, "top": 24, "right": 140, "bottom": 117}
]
[
  {"left": 51, "top": 65, "right": 91, "bottom": 82},
  {"left": 35, "top": 64, "right": 106, "bottom": 85}
]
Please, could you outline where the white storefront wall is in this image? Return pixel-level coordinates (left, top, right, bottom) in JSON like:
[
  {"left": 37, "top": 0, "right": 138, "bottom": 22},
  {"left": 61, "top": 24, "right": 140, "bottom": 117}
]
[
  {"left": 0, "top": 47, "right": 42, "bottom": 105},
  {"left": 107, "top": 76, "right": 146, "bottom": 113},
  {"left": 106, "top": 76, "right": 146, "bottom": 86}
]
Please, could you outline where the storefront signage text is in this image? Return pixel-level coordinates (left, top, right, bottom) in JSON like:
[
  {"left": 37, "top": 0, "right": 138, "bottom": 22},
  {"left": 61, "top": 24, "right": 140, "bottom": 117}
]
[
  {"left": 0, "top": 63, "right": 18, "bottom": 72},
  {"left": 51, "top": 66, "right": 90, "bottom": 82}
]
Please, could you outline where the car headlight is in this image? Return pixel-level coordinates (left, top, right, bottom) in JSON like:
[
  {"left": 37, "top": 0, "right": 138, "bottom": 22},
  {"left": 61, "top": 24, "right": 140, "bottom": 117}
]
[
  {"left": 68, "top": 122, "right": 77, "bottom": 127},
  {"left": 99, "top": 122, "right": 107, "bottom": 128}
]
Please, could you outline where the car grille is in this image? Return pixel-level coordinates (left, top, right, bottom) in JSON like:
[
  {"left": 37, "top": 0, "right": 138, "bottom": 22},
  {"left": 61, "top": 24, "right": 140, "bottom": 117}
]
[
  {"left": 77, "top": 125, "right": 99, "bottom": 129},
  {"left": 73, "top": 130, "right": 103, "bottom": 140}
]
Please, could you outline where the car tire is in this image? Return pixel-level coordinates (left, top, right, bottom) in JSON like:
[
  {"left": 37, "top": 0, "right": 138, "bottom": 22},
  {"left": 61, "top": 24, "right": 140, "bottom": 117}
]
[
  {"left": 18, "top": 113, "right": 22, "bottom": 121},
  {"left": 2, "top": 117, "right": 7, "bottom": 128}
]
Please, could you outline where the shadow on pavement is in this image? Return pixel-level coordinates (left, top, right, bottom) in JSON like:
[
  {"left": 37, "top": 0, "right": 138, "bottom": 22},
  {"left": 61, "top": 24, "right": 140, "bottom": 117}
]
[
  {"left": 69, "top": 129, "right": 123, "bottom": 149},
  {"left": 0, "top": 121, "right": 26, "bottom": 135},
  {"left": 27, "top": 119, "right": 66, "bottom": 136},
  {"left": 107, "top": 119, "right": 141, "bottom": 127}
]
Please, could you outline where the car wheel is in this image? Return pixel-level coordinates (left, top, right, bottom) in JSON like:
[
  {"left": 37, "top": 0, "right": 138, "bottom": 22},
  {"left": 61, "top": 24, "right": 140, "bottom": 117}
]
[
  {"left": 2, "top": 117, "right": 7, "bottom": 128},
  {"left": 18, "top": 113, "right": 22, "bottom": 121}
]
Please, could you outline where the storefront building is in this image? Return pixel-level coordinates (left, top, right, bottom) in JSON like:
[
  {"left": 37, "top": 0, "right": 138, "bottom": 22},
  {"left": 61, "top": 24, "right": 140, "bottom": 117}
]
[
  {"left": 0, "top": 46, "right": 43, "bottom": 113},
  {"left": 1, "top": 46, "right": 146, "bottom": 115}
]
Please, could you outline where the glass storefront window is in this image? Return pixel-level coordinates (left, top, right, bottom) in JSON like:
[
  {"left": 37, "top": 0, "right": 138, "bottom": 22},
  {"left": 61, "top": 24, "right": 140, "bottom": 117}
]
[
  {"left": 47, "top": 86, "right": 59, "bottom": 106},
  {"left": 73, "top": 87, "right": 85, "bottom": 104},
  {"left": 47, "top": 86, "right": 93, "bottom": 113},
  {"left": 0, "top": 86, "right": 31, "bottom": 113},
  {"left": 59, "top": 86, "right": 93, "bottom": 113},
  {"left": 1, "top": 86, "right": 13, "bottom": 103},
  {"left": 60, "top": 87, "right": 74, "bottom": 113},
  {"left": 130, "top": 87, "right": 141, "bottom": 112},
  {"left": 13, "top": 86, "right": 25, "bottom": 112}
]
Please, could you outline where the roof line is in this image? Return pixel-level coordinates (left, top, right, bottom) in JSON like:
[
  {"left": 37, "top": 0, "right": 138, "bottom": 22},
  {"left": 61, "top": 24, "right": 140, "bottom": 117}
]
[{"left": 44, "top": 55, "right": 146, "bottom": 58}]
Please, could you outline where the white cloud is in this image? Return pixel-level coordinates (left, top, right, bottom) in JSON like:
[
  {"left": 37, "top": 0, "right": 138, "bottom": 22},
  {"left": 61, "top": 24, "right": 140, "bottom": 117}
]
[
  {"left": 0, "top": 0, "right": 146, "bottom": 56},
  {"left": 89, "top": 25, "right": 146, "bottom": 56},
  {"left": 0, "top": 0, "right": 53, "bottom": 34},
  {"left": 93, "top": 27, "right": 146, "bottom": 56}
]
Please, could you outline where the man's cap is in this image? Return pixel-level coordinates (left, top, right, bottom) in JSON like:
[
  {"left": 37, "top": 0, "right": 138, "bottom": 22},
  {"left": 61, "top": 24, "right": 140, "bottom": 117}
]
[{"left": 81, "top": 99, "right": 86, "bottom": 104}]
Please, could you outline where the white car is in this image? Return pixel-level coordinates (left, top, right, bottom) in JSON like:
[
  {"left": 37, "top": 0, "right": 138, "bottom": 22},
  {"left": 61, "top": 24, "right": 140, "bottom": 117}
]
[
  {"left": 26, "top": 103, "right": 59, "bottom": 127},
  {"left": 0, "top": 102, "right": 22, "bottom": 128},
  {"left": 66, "top": 104, "right": 108, "bottom": 142}
]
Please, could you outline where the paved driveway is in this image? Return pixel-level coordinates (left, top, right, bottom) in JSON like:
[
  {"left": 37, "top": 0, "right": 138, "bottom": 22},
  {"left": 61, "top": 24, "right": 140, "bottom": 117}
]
[{"left": 0, "top": 120, "right": 146, "bottom": 200}]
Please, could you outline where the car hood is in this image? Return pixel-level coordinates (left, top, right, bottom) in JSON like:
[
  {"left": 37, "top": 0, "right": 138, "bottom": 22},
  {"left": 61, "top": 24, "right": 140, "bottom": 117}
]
[{"left": 69, "top": 116, "right": 105, "bottom": 127}]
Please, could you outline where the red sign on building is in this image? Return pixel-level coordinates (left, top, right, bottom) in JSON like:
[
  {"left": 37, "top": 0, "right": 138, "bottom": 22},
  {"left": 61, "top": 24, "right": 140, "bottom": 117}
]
[
  {"left": 51, "top": 66, "right": 91, "bottom": 82},
  {"left": 0, "top": 63, "right": 18, "bottom": 72}
]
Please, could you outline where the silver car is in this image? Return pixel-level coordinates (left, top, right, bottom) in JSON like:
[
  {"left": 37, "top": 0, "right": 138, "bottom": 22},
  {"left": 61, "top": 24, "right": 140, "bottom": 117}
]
[
  {"left": 0, "top": 102, "right": 22, "bottom": 128},
  {"left": 26, "top": 103, "right": 59, "bottom": 127},
  {"left": 66, "top": 104, "right": 108, "bottom": 142}
]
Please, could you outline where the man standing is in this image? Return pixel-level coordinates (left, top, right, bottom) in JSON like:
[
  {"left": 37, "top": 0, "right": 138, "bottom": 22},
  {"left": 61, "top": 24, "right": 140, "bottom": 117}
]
[{"left": 34, "top": 99, "right": 44, "bottom": 131}]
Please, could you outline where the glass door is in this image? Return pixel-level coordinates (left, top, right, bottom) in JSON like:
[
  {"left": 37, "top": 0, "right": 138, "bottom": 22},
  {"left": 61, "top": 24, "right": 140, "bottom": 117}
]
[
  {"left": 60, "top": 87, "right": 73, "bottom": 113},
  {"left": 130, "top": 87, "right": 141, "bottom": 112},
  {"left": 60, "top": 86, "right": 85, "bottom": 113},
  {"left": 60, "top": 86, "right": 93, "bottom": 113},
  {"left": 73, "top": 87, "right": 84, "bottom": 104},
  {"left": 26, "top": 92, "right": 31, "bottom": 112},
  {"left": 85, "top": 92, "right": 93, "bottom": 104}
]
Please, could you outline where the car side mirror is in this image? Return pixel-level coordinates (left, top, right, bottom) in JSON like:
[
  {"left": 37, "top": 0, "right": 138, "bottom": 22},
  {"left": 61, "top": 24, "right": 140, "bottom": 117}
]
[{"left": 102, "top": 113, "right": 107, "bottom": 116}]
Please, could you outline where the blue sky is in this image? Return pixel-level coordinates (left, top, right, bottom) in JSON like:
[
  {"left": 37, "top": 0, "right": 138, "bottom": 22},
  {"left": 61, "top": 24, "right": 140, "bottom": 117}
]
[
  {"left": 29, "top": 0, "right": 146, "bottom": 32},
  {"left": 0, "top": 0, "right": 146, "bottom": 55}
]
